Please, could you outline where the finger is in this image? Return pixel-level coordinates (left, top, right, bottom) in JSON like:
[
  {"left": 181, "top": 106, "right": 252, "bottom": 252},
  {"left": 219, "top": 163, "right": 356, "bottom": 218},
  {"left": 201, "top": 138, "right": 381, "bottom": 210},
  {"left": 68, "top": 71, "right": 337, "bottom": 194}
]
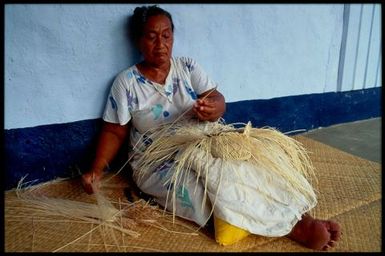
[
  {"left": 194, "top": 110, "right": 207, "bottom": 120},
  {"left": 192, "top": 103, "right": 216, "bottom": 121},
  {"left": 193, "top": 101, "right": 204, "bottom": 110},
  {"left": 196, "top": 99, "right": 204, "bottom": 105},
  {"left": 197, "top": 104, "right": 216, "bottom": 115},
  {"left": 195, "top": 110, "right": 213, "bottom": 121},
  {"left": 197, "top": 98, "right": 216, "bottom": 107},
  {"left": 194, "top": 105, "right": 212, "bottom": 116},
  {"left": 82, "top": 179, "right": 94, "bottom": 194},
  {"left": 192, "top": 104, "right": 213, "bottom": 116},
  {"left": 85, "top": 185, "right": 94, "bottom": 194},
  {"left": 191, "top": 105, "right": 200, "bottom": 116},
  {"left": 81, "top": 173, "right": 96, "bottom": 194}
]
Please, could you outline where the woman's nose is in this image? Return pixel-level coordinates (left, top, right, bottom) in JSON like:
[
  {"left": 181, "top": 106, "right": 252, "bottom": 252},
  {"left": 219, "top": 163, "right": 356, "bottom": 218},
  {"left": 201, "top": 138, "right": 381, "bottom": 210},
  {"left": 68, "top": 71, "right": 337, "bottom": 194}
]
[{"left": 155, "top": 36, "right": 165, "bottom": 47}]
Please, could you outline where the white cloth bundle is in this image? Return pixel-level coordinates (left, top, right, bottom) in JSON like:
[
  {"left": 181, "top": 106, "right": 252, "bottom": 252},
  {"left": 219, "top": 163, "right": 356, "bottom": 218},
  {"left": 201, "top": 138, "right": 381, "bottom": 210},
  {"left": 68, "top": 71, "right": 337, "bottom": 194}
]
[{"left": 132, "top": 120, "right": 318, "bottom": 236}]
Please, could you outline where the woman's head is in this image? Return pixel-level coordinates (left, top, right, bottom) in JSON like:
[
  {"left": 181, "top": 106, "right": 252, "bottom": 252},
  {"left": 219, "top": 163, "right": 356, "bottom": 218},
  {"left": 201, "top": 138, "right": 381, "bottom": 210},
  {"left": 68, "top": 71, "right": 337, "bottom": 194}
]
[
  {"left": 130, "top": 5, "right": 174, "bottom": 44},
  {"left": 129, "top": 5, "right": 174, "bottom": 67}
]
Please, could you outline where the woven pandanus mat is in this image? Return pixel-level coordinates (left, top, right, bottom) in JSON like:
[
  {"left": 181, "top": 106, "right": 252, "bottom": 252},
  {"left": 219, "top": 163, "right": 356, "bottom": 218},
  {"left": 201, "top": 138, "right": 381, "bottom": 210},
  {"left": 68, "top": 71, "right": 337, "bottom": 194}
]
[{"left": 4, "top": 136, "right": 381, "bottom": 252}]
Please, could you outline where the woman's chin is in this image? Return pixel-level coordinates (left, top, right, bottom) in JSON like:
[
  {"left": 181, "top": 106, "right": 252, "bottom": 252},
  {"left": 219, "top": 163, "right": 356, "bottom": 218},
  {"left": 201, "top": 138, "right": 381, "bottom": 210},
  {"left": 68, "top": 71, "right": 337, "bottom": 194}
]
[{"left": 154, "top": 56, "right": 171, "bottom": 65}]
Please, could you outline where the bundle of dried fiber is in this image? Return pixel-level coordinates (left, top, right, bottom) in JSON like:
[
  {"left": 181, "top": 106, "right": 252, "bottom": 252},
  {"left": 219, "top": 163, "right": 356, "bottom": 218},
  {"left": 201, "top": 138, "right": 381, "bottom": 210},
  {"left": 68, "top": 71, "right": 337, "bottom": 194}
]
[
  {"left": 9, "top": 175, "right": 198, "bottom": 252},
  {"left": 134, "top": 118, "right": 318, "bottom": 224}
]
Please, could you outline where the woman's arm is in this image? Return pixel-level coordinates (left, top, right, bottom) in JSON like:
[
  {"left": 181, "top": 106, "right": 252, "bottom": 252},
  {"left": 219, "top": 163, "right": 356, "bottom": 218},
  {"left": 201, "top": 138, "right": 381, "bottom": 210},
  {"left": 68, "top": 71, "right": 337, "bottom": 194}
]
[
  {"left": 81, "top": 121, "right": 129, "bottom": 194},
  {"left": 192, "top": 89, "right": 226, "bottom": 122}
]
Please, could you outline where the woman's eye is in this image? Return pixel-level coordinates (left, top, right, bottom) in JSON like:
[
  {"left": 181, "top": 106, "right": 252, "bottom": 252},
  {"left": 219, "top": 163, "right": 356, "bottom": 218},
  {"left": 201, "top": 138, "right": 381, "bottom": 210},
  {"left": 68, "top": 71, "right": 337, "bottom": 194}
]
[{"left": 146, "top": 34, "right": 156, "bottom": 40}]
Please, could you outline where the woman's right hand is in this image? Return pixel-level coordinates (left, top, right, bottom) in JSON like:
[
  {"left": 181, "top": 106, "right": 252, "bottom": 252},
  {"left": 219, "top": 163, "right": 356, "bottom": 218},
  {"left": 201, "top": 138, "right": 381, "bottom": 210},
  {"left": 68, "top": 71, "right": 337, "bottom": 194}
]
[
  {"left": 81, "top": 122, "right": 129, "bottom": 194},
  {"left": 193, "top": 89, "right": 226, "bottom": 122},
  {"left": 81, "top": 171, "right": 102, "bottom": 194}
]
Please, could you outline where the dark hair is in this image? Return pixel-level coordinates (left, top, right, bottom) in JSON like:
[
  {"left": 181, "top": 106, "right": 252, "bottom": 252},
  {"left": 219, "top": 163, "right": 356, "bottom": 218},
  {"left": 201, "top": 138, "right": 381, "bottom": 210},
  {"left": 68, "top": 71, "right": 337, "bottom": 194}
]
[{"left": 129, "top": 5, "right": 174, "bottom": 44}]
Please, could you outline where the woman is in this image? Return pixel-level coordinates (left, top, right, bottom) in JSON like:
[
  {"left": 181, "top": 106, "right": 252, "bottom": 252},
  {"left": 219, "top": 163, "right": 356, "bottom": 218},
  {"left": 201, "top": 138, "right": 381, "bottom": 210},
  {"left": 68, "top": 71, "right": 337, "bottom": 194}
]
[{"left": 82, "top": 5, "right": 340, "bottom": 251}]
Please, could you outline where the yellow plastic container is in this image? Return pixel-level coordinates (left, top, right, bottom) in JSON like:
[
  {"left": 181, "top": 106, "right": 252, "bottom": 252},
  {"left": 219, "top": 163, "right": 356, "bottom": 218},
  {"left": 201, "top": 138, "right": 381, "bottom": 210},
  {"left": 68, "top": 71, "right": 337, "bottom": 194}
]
[{"left": 214, "top": 216, "right": 250, "bottom": 246}]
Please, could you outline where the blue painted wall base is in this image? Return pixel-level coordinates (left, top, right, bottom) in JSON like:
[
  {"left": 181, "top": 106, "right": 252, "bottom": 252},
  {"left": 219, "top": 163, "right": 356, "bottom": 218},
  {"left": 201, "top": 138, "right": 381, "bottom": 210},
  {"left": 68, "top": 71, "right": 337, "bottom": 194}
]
[
  {"left": 4, "top": 87, "right": 381, "bottom": 190},
  {"left": 223, "top": 87, "right": 381, "bottom": 132}
]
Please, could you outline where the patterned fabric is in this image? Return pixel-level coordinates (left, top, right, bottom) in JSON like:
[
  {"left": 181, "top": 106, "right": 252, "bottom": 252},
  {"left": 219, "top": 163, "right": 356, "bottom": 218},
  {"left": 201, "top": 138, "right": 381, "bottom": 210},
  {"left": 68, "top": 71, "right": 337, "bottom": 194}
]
[
  {"left": 103, "top": 57, "right": 217, "bottom": 153},
  {"left": 102, "top": 57, "right": 217, "bottom": 225},
  {"left": 131, "top": 159, "right": 213, "bottom": 227}
]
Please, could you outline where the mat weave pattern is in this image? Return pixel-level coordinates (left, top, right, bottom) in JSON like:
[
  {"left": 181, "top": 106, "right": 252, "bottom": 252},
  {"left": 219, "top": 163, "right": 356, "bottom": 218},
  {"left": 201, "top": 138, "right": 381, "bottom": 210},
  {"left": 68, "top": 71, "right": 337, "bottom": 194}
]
[{"left": 4, "top": 136, "right": 381, "bottom": 252}]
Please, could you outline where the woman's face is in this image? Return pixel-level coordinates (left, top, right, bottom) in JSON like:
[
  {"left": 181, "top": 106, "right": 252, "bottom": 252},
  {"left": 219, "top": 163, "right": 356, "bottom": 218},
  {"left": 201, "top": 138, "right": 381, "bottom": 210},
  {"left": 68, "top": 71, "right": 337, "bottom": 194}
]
[{"left": 138, "top": 15, "right": 174, "bottom": 67}]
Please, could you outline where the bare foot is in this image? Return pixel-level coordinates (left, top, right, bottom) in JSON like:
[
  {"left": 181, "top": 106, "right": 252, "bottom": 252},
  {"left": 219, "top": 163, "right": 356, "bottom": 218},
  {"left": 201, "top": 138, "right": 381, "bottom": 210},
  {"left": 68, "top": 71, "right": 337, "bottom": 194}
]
[
  {"left": 81, "top": 171, "right": 102, "bottom": 194},
  {"left": 287, "top": 214, "right": 341, "bottom": 251}
]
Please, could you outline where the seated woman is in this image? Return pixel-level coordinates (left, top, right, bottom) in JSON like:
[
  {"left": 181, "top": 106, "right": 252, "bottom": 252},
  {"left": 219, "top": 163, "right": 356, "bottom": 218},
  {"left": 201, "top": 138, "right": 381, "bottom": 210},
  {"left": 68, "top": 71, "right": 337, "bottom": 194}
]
[{"left": 82, "top": 5, "right": 341, "bottom": 251}]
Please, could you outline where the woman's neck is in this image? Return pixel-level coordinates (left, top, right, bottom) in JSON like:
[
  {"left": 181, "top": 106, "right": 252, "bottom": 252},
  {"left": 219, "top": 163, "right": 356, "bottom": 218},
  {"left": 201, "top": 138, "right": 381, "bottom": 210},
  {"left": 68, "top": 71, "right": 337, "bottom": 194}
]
[{"left": 137, "top": 60, "right": 171, "bottom": 85}]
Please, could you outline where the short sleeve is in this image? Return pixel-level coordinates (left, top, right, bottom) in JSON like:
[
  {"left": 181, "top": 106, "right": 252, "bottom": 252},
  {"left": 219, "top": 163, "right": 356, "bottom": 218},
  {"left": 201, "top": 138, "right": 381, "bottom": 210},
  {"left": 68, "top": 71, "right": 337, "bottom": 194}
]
[
  {"left": 102, "top": 72, "right": 132, "bottom": 125},
  {"left": 184, "top": 58, "right": 217, "bottom": 95}
]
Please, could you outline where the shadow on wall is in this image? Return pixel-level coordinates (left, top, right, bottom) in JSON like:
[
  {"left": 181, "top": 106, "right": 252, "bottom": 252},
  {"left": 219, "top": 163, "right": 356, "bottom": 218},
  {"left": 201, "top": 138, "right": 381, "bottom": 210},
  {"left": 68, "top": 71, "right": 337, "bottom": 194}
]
[
  {"left": 99, "top": 12, "right": 143, "bottom": 111},
  {"left": 125, "top": 13, "right": 142, "bottom": 69},
  {"left": 99, "top": 14, "right": 143, "bottom": 118}
]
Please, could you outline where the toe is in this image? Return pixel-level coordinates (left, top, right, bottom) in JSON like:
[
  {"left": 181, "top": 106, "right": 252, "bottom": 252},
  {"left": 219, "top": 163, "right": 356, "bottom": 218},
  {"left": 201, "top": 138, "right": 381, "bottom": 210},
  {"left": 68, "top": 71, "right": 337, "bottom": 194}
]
[
  {"left": 330, "top": 228, "right": 342, "bottom": 242},
  {"left": 328, "top": 240, "right": 337, "bottom": 247},
  {"left": 322, "top": 244, "right": 331, "bottom": 251},
  {"left": 325, "top": 221, "right": 342, "bottom": 241}
]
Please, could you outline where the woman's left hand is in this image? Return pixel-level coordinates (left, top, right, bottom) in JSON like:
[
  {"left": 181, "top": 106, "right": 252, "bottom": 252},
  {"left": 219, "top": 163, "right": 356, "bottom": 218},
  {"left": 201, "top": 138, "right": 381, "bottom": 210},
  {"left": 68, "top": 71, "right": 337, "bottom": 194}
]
[{"left": 192, "top": 89, "right": 226, "bottom": 122}]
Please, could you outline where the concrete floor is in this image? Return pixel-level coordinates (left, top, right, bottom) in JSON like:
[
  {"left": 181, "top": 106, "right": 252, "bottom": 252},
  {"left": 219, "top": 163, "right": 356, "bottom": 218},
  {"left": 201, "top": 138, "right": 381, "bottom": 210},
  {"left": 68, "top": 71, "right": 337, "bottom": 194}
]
[{"left": 302, "top": 117, "right": 381, "bottom": 164}]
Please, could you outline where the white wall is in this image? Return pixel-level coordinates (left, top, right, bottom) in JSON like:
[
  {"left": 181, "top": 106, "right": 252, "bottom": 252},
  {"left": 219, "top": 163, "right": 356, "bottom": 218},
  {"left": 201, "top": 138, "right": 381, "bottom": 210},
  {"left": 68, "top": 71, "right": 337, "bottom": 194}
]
[
  {"left": 339, "top": 4, "right": 382, "bottom": 91},
  {"left": 5, "top": 4, "right": 381, "bottom": 129}
]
